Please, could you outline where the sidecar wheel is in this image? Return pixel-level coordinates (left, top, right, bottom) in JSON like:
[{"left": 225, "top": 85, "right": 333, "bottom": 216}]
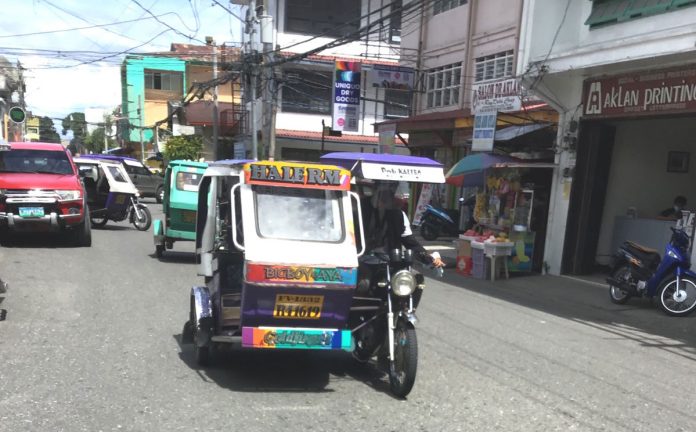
[
  {"left": 389, "top": 321, "right": 418, "bottom": 398},
  {"left": 133, "top": 205, "right": 152, "bottom": 231},
  {"left": 90, "top": 215, "right": 108, "bottom": 228},
  {"left": 194, "top": 342, "right": 212, "bottom": 367},
  {"left": 658, "top": 277, "right": 696, "bottom": 317},
  {"left": 155, "top": 244, "right": 165, "bottom": 258}
]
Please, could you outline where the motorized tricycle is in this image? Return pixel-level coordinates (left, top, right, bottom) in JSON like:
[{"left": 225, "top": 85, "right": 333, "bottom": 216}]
[
  {"left": 74, "top": 157, "right": 152, "bottom": 231},
  {"left": 181, "top": 156, "right": 444, "bottom": 397},
  {"left": 153, "top": 160, "right": 208, "bottom": 258}
]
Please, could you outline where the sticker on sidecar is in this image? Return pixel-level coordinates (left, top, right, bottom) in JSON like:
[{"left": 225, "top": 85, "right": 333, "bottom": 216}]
[{"left": 273, "top": 294, "right": 323, "bottom": 319}]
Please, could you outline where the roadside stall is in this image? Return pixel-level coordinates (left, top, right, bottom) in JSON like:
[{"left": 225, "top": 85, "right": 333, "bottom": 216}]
[{"left": 446, "top": 153, "right": 554, "bottom": 278}]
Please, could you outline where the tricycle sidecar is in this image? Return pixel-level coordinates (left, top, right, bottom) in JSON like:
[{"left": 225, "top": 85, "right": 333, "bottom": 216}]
[{"left": 153, "top": 160, "right": 208, "bottom": 258}]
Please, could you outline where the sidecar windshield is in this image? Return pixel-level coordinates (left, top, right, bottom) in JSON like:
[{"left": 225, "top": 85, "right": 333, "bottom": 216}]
[{"left": 253, "top": 185, "right": 344, "bottom": 243}]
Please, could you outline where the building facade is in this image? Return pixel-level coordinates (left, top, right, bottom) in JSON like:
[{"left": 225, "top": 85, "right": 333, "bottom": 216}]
[{"left": 518, "top": 0, "right": 696, "bottom": 275}]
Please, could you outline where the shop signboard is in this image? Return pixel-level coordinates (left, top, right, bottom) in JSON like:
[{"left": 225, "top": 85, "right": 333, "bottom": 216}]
[
  {"left": 471, "top": 109, "right": 497, "bottom": 152},
  {"left": 332, "top": 61, "right": 361, "bottom": 133},
  {"left": 413, "top": 183, "right": 434, "bottom": 226},
  {"left": 233, "top": 142, "right": 246, "bottom": 159},
  {"left": 378, "top": 123, "right": 397, "bottom": 154},
  {"left": 472, "top": 78, "right": 522, "bottom": 114},
  {"left": 366, "top": 65, "right": 414, "bottom": 90},
  {"left": 583, "top": 65, "right": 696, "bottom": 118}
]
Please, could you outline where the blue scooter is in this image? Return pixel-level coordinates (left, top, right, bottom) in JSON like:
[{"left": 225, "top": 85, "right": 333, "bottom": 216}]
[
  {"left": 607, "top": 227, "right": 696, "bottom": 316},
  {"left": 419, "top": 204, "right": 461, "bottom": 241}
]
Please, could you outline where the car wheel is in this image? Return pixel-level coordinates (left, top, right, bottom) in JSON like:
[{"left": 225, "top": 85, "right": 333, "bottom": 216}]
[
  {"left": 156, "top": 186, "right": 164, "bottom": 204},
  {"left": 74, "top": 213, "right": 92, "bottom": 247}
]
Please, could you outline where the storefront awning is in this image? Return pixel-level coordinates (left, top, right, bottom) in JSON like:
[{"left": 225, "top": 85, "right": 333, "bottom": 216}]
[{"left": 494, "top": 123, "right": 553, "bottom": 141}]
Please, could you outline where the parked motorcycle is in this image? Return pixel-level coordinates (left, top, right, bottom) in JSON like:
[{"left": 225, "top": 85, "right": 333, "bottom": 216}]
[
  {"left": 419, "top": 204, "right": 461, "bottom": 241},
  {"left": 606, "top": 227, "right": 696, "bottom": 316}
]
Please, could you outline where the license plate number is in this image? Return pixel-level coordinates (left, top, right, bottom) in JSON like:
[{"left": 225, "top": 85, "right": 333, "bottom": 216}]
[
  {"left": 19, "top": 207, "right": 44, "bottom": 218},
  {"left": 273, "top": 294, "right": 323, "bottom": 319}
]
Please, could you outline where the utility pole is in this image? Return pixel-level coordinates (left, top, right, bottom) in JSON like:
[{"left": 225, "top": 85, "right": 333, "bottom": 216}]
[
  {"left": 259, "top": 10, "right": 275, "bottom": 160},
  {"left": 246, "top": 0, "right": 259, "bottom": 160},
  {"left": 207, "top": 36, "right": 220, "bottom": 160},
  {"left": 138, "top": 95, "right": 145, "bottom": 162}
]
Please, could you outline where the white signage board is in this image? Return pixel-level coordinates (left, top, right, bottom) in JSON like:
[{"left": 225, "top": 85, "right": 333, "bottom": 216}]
[
  {"left": 360, "top": 162, "right": 445, "bottom": 183},
  {"left": 413, "top": 183, "right": 434, "bottom": 226},
  {"left": 332, "top": 61, "right": 361, "bottom": 132},
  {"left": 471, "top": 110, "right": 497, "bottom": 152},
  {"left": 367, "top": 65, "right": 415, "bottom": 90},
  {"left": 472, "top": 78, "right": 522, "bottom": 114}
]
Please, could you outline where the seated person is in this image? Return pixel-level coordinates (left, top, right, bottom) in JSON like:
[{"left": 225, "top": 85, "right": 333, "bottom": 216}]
[{"left": 658, "top": 195, "right": 687, "bottom": 221}]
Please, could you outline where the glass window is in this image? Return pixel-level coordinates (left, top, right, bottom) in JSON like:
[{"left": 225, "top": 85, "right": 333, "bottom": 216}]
[
  {"left": 433, "top": 0, "right": 467, "bottom": 16},
  {"left": 425, "top": 62, "right": 462, "bottom": 108},
  {"left": 384, "top": 89, "right": 411, "bottom": 118},
  {"left": 254, "top": 186, "right": 344, "bottom": 243},
  {"left": 175, "top": 171, "right": 202, "bottom": 191},
  {"left": 0, "top": 149, "right": 73, "bottom": 175},
  {"left": 286, "top": 0, "right": 360, "bottom": 38},
  {"left": 107, "top": 166, "right": 128, "bottom": 183},
  {"left": 144, "top": 70, "right": 183, "bottom": 91},
  {"left": 474, "top": 51, "right": 515, "bottom": 83},
  {"left": 282, "top": 69, "right": 332, "bottom": 114}
]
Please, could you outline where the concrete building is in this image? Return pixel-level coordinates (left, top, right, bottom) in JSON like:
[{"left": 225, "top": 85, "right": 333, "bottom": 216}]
[{"left": 518, "top": 0, "right": 696, "bottom": 275}]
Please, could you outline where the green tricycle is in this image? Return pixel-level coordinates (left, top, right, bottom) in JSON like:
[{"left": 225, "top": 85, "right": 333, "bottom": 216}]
[{"left": 153, "top": 160, "right": 208, "bottom": 258}]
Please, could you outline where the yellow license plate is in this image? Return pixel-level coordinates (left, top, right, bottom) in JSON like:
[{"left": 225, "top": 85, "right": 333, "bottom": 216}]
[
  {"left": 115, "top": 195, "right": 126, "bottom": 205},
  {"left": 273, "top": 294, "right": 323, "bottom": 319},
  {"left": 181, "top": 210, "right": 196, "bottom": 223}
]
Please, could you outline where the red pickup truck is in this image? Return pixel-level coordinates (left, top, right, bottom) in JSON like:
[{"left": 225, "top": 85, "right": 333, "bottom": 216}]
[{"left": 0, "top": 142, "right": 91, "bottom": 246}]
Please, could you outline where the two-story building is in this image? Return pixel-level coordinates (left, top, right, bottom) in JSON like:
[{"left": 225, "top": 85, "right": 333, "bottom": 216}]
[
  {"left": 519, "top": 0, "right": 696, "bottom": 275},
  {"left": 120, "top": 43, "right": 244, "bottom": 160}
]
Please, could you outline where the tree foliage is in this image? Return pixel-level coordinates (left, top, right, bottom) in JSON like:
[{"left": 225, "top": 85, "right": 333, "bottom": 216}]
[
  {"left": 38, "top": 116, "right": 60, "bottom": 143},
  {"left": 61, "top": 112, "right": 88, "bottom": 140},
  {"left": 163, "top": 135, "right": 203, "bottom": 161},
  {"left": 84, "top": 127, "right": 116, "bottom": 153}
]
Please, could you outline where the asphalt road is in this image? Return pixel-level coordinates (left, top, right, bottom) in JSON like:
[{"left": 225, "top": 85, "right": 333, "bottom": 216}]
[{"left": 1, "top": 203, "right": 696, "bottom": 431}]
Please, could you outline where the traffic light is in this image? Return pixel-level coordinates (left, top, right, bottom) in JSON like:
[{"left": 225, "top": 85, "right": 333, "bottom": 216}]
[{"left": 9, "top": 106, "right": 25, "bottom": 124}]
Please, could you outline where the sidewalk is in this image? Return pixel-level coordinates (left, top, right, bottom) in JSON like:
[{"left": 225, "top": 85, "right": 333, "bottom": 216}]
[{"left": 415, "top": 234, "right": 696, "bottom": 357}]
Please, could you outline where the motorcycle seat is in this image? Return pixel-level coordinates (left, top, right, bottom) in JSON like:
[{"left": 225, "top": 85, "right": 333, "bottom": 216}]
[
  {"left": 625, "top": 241, "right": 659, "bottom": 255},
  {"left": 623, "top": 241, "right": 661, "bottom": 265}
]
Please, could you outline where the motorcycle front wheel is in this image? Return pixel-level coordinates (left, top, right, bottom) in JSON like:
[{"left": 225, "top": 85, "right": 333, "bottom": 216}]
[
  {"left": 389, "top": 320, "right": 418, "bottom": 398},
  {"left": 657, "top": 277, "right": 696, "bottom": 316},
  {"left": 132, "top": 204, "right": 152, "bottom": 231},
  {"left": 608, "top": 264, "right": 632, "bottom": 305},
  {"left": 90, "top": 214, "right": 109, "bottom": 228}
]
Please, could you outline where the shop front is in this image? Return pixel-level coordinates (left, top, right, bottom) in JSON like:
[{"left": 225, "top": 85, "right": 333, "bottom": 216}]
[{"left": 562, "top": 64, "right": 696, "bottom": 274}]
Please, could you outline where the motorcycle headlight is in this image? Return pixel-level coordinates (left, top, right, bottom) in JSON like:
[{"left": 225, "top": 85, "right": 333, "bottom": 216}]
[
  {"left": 135, "top": 190, "right": 141, "bottom": 198},
  {"left": 55, "top": 190, "right": 82, "bottom": 201},
  {"left": 392, "top": 270, "right": 416, "bottom": 297}
]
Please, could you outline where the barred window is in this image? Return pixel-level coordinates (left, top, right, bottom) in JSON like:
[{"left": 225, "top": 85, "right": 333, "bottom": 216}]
[
  {"left": 474, "top": 51, "right": 514, "bottom": 83},
  {"left": 426, "top": 63, "right": 462, "bottom": 109}
]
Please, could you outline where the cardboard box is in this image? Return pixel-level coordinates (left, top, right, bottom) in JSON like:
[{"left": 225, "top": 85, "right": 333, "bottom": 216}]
[{"left": 455, "top": 239, "right": 472, "bottom": 257}]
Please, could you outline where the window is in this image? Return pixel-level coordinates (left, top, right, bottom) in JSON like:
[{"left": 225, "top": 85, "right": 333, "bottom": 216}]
[
  {"left": 144, "top": 70, "right": 183, "bottom": 91},
  {"left": 254, "top": 186, "right": 344, "bottom": 243},
  {"left": 175, "top": 172, "right": 202, "bottom": 191},
  {"left": 389, "top": 0, "right": 402, "bottom": 43},
  {"left": 285, "top": 0, "right": 360, "bottom": 38},
  {"left": 282, "top": 69, "right": 332, "bottom": 114},
  {"left": 585, "top": 0, "right": 696, "bottom": 28},
  {"left": 433, "top": 0, "right": 467, "bottom": 16},
  {"left": 0, "top": 149, "right": 73, "bottom": 175},
  {"left": 474, "top": 51, "right": 514, "bottom": 83},
  {"left": 384, "top": 89, "right": 411, "bottom": 118},
  {"left": 425, "top": 63, "right": 462, "bottom": 109},
  {"left": 107, "top": 166, "right": 128, "bottom": 183}
]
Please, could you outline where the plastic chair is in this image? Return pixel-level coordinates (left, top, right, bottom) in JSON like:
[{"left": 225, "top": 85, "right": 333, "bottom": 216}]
[{"left": 483, "top": 243, "right": 513, "bottom": 281}]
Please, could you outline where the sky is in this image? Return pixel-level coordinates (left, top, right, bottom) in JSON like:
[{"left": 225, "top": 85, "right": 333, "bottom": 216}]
[{"left": 0, "top": 0, "right": 244, "bottom": 122}]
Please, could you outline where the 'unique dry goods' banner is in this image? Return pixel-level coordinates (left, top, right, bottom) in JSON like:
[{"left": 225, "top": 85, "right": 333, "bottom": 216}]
[{"left": 583, "top": 65, "right": 696, "bottom": 118}]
